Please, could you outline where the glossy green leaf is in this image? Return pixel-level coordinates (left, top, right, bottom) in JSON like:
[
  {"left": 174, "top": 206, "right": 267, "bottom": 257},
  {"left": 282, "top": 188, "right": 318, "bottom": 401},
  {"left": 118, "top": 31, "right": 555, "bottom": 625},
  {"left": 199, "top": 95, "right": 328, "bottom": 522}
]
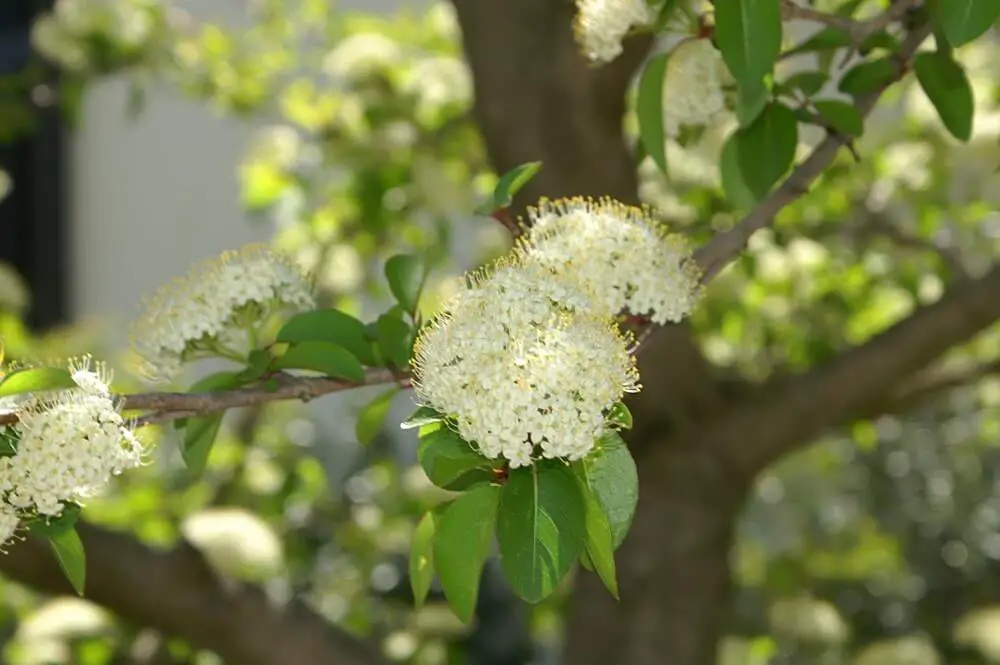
[
  {"left": 914, "top": 51, "right": 974, "bottom": 142},
  {"left": 0, "top": 367, "right": 75, "bottom": 397},
  {"left": 784, "top": 27, "right": 852, "bottom": 57},
  {"left": 720, "top": 133, "right": 758, "bottom": 209},
  {"left": 608, "top": 402, "right": 633, "bottom": 430},
  {"left": 577, "top": 478, "right": 619, "bottom": 599},
  {"left": 780, "top": 71, "right": 828, "bottom": 97},
  {"left": 735, "top": 102, "right": 799, "bottom": 199},
  {"left": 188, "top": 370, "right": 246, "bottom": 393},
  {"left": 735, "top": 81, "right": 770, "bottom": 128},
  {"left": 401, "top": 405, "right": 445, "bottom": 430},
  {"left": 410, "top": 511, "right": 437, "bottom": 608},
  {"left": 273, "top": 341, "right": 365, "bottom": 382},
  {"left": 376, "top": 313, "right": 412, "bottom": 370},
  {"left": 576, "top": 432, "right": 639, "bottom": 548},
  {"left": 356, "top": 386, "right": 400, "bottom": 445},
  {"left": 497, "top": 462, "right": 587, "bottom": 603},
  {"left": 636, "top": 51, "right": 670, "bottom": 173},
  {"left": 0, "top": 429, "right": 16, "bottom": 457},
  {"left": 275, "top": 309, "right": 376, "bottom": 365},
  {"left": 182, "top": 414, "right": 224, "bottom": 476},
  {"left": 434, "top": 484, "right": 500, "bottom": 622},
  {"left": 487, "top": 161, "right": 542, "bottom": 210},
  {"left": 384, "top": 254, "right": 425, "bottom": 316},
  {"left": 418, "top": 427, "right": 495, "bottom": 490},
  {"left": 24, "top": 503, "right": 81, "bottom": 538},
  {"left": 49, "top": 526, "right": 87, "bottom": 596},
  {"left": 935, "top": 0, "right": 1000, "bottom": 47},
  {"left": 714, "top": 0, "right": 782, "bottom": 89},
  {"left": 838, "top": 57, "right": 896, "bottom": 97},
  {"left": 813, "top": 99, "right": 864, "bottom": 136}
]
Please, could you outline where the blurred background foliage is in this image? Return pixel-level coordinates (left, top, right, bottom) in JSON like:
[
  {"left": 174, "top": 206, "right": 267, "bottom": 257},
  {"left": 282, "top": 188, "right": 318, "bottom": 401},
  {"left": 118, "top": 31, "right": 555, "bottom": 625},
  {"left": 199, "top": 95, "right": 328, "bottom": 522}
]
[{"left": 1, "top": 0, "right": 1000, "bottom": 664}]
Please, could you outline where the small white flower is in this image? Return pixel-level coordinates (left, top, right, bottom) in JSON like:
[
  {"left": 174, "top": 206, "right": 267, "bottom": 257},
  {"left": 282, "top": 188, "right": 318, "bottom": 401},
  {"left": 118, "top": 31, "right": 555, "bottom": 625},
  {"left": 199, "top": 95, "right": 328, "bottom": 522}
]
[
  {"left": 4, "top": 362, "right": 143, "bottom": 517},
  {"left": 129, "top": 244, "right": 314, "bottom": 382},
  {"left": 68, "top": 356, "right": 113, "bottom": 397},
  {"left": 662, "top": 38, "right": 732, "bottom": 138},
  {"left": 0, "top": 503, "right": 19, "bottom": 548},
  {"left": 323, "top": 32, "right": 403, "bottom": 82},
  {"left": 573, "top": 0, "right": 652, "bottom": 65},
  {"left": 412, "top": 256, "right": 638, "bottom": 467},
  {"left": 403, "top": 56, "right": 473, "bottom": 112},
  {"left": 525, "top": 197, "right": 702, "bottom": 324}
]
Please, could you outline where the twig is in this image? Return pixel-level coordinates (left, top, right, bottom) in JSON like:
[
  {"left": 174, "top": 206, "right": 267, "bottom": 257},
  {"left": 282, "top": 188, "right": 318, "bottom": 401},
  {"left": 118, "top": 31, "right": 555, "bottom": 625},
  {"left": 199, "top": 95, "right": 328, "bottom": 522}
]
[
  {"left": 632, "top": 12, "right": 931, "bottom": 354},
  {"left": 0, "top": 368, "right": 403, "bottom": 429}
]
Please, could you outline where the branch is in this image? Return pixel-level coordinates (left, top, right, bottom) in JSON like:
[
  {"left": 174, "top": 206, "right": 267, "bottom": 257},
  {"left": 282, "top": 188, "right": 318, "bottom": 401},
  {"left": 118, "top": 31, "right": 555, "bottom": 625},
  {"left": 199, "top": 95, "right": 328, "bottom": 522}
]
[
  {"left": 0, "top": 368, "right": 404, "bottom": 428},
  {"left": 856, "top": 359, "right": 1000, "bottom": 421},
  {"left": 710, "top": 263, "right": 1000, "bottom": 477},
  {"left": 0, "top": 522, "right": 387, "bottom": 665},
  {"left": 694, "top": 20, "right": 929, "bottom": 283}
]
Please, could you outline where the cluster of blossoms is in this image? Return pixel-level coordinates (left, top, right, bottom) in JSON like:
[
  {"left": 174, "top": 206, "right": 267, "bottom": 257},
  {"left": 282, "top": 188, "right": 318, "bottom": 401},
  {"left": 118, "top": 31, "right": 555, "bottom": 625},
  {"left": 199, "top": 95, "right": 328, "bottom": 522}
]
[
  {"left": 412, "top": 198, "right": 699, "bottom": 468},
  {"left": 31, "top": 0, "right": 170, "bottom": 74},
  {"left": 526, "top": 197, "right": 701, "bottom": 324},
  {"left": 129, "top": 244, "right": 314, "bottom": 382},
  {"left": 661, "top": 38, "right": 732, "bottom": 138},
  {"left": 0, "top": 359, "right": 143, "bottom": 547},
  {"left": 573, "top": 0, "right": 653, "bottom": 65}
]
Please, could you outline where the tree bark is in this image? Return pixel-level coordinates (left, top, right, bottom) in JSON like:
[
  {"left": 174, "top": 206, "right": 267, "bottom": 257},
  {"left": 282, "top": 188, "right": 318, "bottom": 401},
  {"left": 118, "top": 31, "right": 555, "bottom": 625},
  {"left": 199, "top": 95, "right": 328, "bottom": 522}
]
[{"left": 449, "top": 3, "right": 742, "bottom": 665}]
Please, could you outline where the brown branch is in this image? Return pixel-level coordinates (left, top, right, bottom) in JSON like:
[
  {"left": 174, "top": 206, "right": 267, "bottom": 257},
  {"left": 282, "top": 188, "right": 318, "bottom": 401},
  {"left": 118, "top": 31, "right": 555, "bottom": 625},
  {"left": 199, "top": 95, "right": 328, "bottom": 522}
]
[
  {"left": 856, "top": 359, "right": 1000, "bottom": 421},
  {"left": 710, "top": 262, "right": 1000, "bottom": 477},
  {"left": 0, "top": 369, "right": 404, "bottom": 428},
  {"left": 0, "top": 523, "right": 387, "bottom": 665},
  {"left": 694, "top": 21, "right": 929, "bottom": 283}
]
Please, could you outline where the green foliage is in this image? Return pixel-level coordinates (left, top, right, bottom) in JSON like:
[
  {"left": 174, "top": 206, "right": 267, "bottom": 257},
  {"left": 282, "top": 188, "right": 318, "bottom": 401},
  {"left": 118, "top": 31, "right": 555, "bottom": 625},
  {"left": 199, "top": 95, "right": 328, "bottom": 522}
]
[
  {"left": 480, "top": 161, "right": 543, "bottom": 212},
  {"left": 417, "top": 426, "right": 495, "bottom": 491},
  {"left": 574, "top": 433, "right": 639, "bottom": 549},
  {"left": 409, "top": 511, "right": 437, "bottom": 608},
  {"left": 812, "top": 99, "right": 864, "bottom": 137},
  {"left": 714, "top": 0, "right": 782, "bottom": 90},
  {"left": 496, "top": 462, "right": 586, "bottom": 603},
  {"left": 433, "top": 484, "right": 500, "bottom": 622},
  {"left": 637, "top": 52, "right": 671, "bottom": 173},
  {"left": 0, "top": 367, "right": 75, "bottom": 396},
  {"left": 356, "top": 387, "right": 400, "bottom": 445},
  {"left": 276, "top": 309, "right": 377, "bottom": 366},
  {"left": 733, "top": 102, "right": 799, "bottom": 200},
  {"left": 384, "top": 254, "right": 426, "bottom": 317},
  {"left": 914, "top": 51, "right": 974, "bottom": 141},
  {"left": 273, "top": 341, "right": 366, "bottom": 382},
  {"left": 934, "top": 0, "right": 1000, "bottom": 47}
]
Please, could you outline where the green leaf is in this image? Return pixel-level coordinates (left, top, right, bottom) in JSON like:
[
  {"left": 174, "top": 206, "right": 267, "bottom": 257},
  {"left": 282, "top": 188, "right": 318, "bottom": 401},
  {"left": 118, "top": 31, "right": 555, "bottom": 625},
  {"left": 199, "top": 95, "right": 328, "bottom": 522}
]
[
  {"left": 490, "top": 161, "right": 542, "bottom": 209},
  {"left": 356, "top": 387, "right": 399, "bottom": 445},
  {"left": 376, "top": 313, "right": 412, "bottom": 370},
  {"left": 813, "top": 99, "right": 864, "bottom": 136},
  {"left": 384, "top": 254, "right": 425, "bottom": 316},
  {"left": 0, "top": 367, "right": 75, "bottom": 397},
  {"left": 735, "top": 81, "right": 770, "bottom": 128},
  {"left": 49, "top": 526, "right": 87, "bottom": 596},
  {"left": 785, "top": 27, "right": 851, "bottom": 58},
  {"left": 607, "top": 402, "right": 633, "bottom": 430},
  {"left": 418, "top": 427, "right": 495, "bottom": 491},
  {"left": 859, "top": 31, "right": 900, "bottom": 55},
  {"left": 434, "top": 484, "right": 500, "bottom": 622},
  {"left": 182, "top": 414, "right": 224, "bottom": 476},
  {"left": 838, "top": 57, "right": 895, "bottom": 97},
  {"left": 720, "top": 133, "right": 758, "bottom": 209},
  {"left": 636, "top": 52, "right": 670, "bottom": 173},
  {"left": 579, "top": 549, "right": 594, "bottom": 572},
  {"left": 497, "top": 462, "right": 587, "bottom": 603},
  {"left": 24, "top": 503, "right": 81, "bottom": 538},
  {"left": 273, "top": 341, "right": 365, "bottom": 382},
  {"left": 188, "top": 370, "right": 246, "bottom": 393},
  {"left": 0, "top": 429, "right": 15, "bottom": 457},
  {"left": 401, "top": 406, "right": 444, "bottom": 430},
  {"left": 410, "top": 511, "right": 437, "bottom": 608},
  {"left": 735, "top": 102, "right": 799, "bottom": 199},
  {"left": 576, "top": 478, "right": 619, "bottom": 599},
  {"left": 240, "top": 349, "right": 272, "bottom": 381},
  {"left": 275, "top": 309, "right": 376, "bottom": 366},
  {"left": 935, "top": 0, "right": 1000, "bottom": 47},
  {"left": 780, "top": 71, "right": 829, "bottom": 97},
  {"left": 714, "top": 0, "right": 782, "bottom": 89},
  {"left": 576, "top": 433, "right": 639, "bottom": 548},
  {"left": 914, "top": 51, "right": 974, "bottom": 142}
]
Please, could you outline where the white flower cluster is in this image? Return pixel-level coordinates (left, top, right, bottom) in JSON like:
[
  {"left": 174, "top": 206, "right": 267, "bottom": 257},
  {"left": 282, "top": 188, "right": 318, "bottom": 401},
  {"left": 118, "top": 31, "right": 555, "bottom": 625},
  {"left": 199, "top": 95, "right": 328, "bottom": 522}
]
[
  {"left": 662, "top": 38, "right": 732, "bottom": 138},
  {"left": 573, "top": 0, "right": 652, "bottom": 65},
  {"left": 0, "top": 359, "right": 143, "bottom": 547},
  {"left": 412, "top": 196, "right": 699, "bottom": 467},
  {"left": 526, "top": 197, "right": 701, "bottom": 324},
  {"left": 31, "top": 0, "right": 159, "bottom": 73},
  {"left": 413, "top": 256, "right": 638, "bottom": 467},
  {"left": 129, "top": 244, "right": 314, "bottom": 382}
]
